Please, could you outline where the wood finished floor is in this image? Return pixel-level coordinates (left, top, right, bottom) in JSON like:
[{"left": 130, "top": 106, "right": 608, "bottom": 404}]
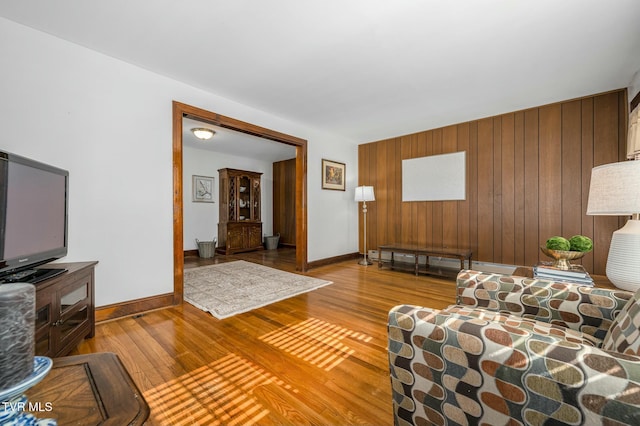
[{"left": 73, "top": 248, "right": 457, "bottom": 425}]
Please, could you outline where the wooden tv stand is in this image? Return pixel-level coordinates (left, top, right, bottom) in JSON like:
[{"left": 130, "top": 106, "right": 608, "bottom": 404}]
[{"left": 33, "top": 261, "right": 98, "bottom": 358}]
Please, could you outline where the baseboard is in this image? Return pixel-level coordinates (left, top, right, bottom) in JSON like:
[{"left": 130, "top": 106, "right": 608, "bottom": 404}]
[
  {"left": 308, "top": 252, "right": 361, "bottom": 269},
  {"left": 95, "top": 293, "right": 176, "bottom": 323},
  {"left": 184, "top": 249, "right": 199, "bottom": 257}
]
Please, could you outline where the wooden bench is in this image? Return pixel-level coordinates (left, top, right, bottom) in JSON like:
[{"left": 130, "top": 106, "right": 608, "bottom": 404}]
[{"left": 377, "top": 244, "right": 473, "bottom": 278}]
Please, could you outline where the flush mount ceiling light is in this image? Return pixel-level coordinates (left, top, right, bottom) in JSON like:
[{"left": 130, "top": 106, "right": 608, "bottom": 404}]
[{"left": 191, "top": 128, "right": 216, "bottom": 140}]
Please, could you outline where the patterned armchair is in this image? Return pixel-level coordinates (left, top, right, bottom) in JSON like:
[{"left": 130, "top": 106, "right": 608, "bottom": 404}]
[{"left": 388, "top": 269, "right": 640, "bottom": 425}]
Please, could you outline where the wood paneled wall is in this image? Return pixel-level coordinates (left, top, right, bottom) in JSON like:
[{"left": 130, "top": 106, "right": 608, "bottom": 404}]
[
  {"left": 273, "top": 158, "right": 296, "bottom": 246},
  {"left": 358, "top": 90, "right": 628, "bottom": 274}
]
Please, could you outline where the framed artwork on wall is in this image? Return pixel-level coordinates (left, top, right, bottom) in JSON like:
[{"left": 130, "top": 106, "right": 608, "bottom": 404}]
[
  {"left": 322, "top": 159, "right": 346, "bottom": 191},
  {"left": 192, "top": 175, "right": 215, "bottom": 202}
]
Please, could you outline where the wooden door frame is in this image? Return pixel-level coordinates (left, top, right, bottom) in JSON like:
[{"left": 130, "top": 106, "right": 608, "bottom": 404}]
[{"left": 172, "top": 101, "right": 308, "bottom": 303}]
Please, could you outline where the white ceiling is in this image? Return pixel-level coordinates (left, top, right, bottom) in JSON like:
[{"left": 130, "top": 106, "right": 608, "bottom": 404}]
[
  {"left": 2, "top": 1, "right": 640, "bottom": 144},
  {"left": 182, "top": 117, "right": 296, "bottom": 162}
]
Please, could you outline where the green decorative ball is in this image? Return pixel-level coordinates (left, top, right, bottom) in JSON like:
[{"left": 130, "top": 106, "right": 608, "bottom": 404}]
[
  {"left": 546, "top": 236, "right": 571, "bottom": 251},
  {"left": 569, "top": 235, "right": 593, "bottom": 252}
]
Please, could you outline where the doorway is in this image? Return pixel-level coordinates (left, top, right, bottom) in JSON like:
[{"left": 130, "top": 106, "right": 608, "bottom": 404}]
[{"left": 172, "top": 101, "right": 308, "bottom": 303}]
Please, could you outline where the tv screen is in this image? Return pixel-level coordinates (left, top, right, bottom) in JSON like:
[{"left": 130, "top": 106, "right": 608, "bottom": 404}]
[{"left": 0, "top": 151, "right": 68, "bottom": 283}]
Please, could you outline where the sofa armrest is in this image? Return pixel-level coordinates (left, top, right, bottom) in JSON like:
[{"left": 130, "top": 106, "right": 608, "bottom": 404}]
[
  {"left": 388, "top": 304, "right": 640, "bottom": 426},
  {"left": 456, "top": 269, "right": 633, "bottom": 340}
]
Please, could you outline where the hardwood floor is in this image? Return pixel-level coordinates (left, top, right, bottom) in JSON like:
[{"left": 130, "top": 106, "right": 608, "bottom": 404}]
[{"left": 73, "top": 248, "right": 457, "bottom": 425}]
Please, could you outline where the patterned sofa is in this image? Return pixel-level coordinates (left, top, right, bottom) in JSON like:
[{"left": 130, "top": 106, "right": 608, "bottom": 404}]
[{"left": 388, "top": 269, "right": 640, "bottom": 425}]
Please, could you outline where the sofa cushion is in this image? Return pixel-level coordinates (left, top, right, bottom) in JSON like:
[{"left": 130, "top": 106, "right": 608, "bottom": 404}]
[
  {"left": 457, "top": 270, "right": 633, "bottom": 341},
  {"left": 603, "top": 290, "right": 640, "bottom": 355},
  {"left": 444, "top": 305, "right": 603, "bottom": 347}
]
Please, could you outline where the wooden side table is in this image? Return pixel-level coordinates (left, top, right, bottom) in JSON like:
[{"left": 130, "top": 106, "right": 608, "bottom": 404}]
[
  {"left": 512, "top": 266, "right": 615, "bottom": 290},
  {"left": 25, "top": 352, "right": 149, "bottom": 425}
]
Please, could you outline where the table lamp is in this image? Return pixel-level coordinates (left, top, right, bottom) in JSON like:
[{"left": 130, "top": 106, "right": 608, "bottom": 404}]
[
  {"left": 586, "top": 160, "right": 640, "bottom": 291},
  {"left": 355, "top": 186, "right": 375, "bottom": 266}
]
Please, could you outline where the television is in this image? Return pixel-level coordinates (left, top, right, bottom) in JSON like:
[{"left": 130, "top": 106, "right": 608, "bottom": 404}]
[{"left": 0, "top": 150, "right": 69, "bottom": 284}]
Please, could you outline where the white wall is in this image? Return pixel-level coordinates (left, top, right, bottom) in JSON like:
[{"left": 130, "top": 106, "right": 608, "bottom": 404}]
[
  {"left": 183, "top": 146, "right": 281, "bottom": 251},
  {"left": 0, "top": 17, "right": 359, "bottom": 306}
]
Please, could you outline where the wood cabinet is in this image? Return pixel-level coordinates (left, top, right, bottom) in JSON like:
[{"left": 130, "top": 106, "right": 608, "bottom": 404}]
[
  {"left": 34, "top": 262, "right": 97, "bottom": 358},
  {"left": 217, "top": 168, "right": 263, "bottom": 254}
]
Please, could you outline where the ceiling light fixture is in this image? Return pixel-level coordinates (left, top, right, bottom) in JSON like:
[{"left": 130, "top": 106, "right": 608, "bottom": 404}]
[{"left": 191, "top": 128, "right": 216, "bottom": 140}]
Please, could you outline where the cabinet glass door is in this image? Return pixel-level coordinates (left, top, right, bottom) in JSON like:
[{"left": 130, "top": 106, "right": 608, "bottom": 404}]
[
  {"left": 238, "top": 175, "right": 251, "bottom": 220},
  {"left": 57, "top": 278, "right": 90, "bottom": 348},
  {"left": 35, "top": 303, "right": 52, "bottom": 356},
  {"left": 252, "top": 177, "right": 261, "bottom": 221}
]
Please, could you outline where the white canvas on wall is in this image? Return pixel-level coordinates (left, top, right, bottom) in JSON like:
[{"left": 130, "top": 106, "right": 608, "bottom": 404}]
[{"left": 402, "top": 151, "right": 466, "bottom": 201}]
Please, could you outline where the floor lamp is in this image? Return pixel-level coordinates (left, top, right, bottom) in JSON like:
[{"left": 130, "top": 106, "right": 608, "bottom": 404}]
[
  {"left": 586, "top": 160, "right": 640, "bottom": 291},
  {"left": 355, "top": 186, "right": 375, "bottom": 266}
]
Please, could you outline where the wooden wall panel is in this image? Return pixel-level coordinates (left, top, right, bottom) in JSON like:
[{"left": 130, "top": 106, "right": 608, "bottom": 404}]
[
  {"left": 400, "top": 135, "right": 413, "bottom": 244},
  {"left": 523, "top": 108, "right": 540, "bottom": 267},
  {"left": 431, "top": 129, "right": 444, "bottom": 248},
  {"left": 477, "top": 118, "right": 494, "bottom": 262},
  {"left": 357, "top": 89, "right": 627, "bottom": 274},
  {"left": 442, "top": 126, "right": 458, "bottom": 249},
  {"left": 457, "top": 123, "right": 471, "bottom": 254},
  {"left": 468, "top": 122, "right": 479, "bottom": 263},
  {"left": 561, "top": 100, "right": 583, "bottom": 243},
  {"left": 538, "top": 104, "right": 563, "bottom": 246},
  {"left": 417, "top": 132, "right": 431, "bottom": 247},
  {"left": 390, "top": 139, "right": 402, "bottom": 244},
  {"left": 592, "top": 93, "right": 622, "bottom": 273},
  {"left": 501, "top": 113, "right": 515, "bottom": 265},
  {"left": 272, "top": 158, "right": 296, "bottom": 245},
  {"left": 513, "top": 112, "right": 526, "bottom": 265},
  {"left": 580, "top": 98, "right": 595, "bottom": 272}
]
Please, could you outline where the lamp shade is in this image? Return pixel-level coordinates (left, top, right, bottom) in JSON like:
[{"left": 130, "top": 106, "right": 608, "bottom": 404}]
[
  {"left": 586, "top": 161, "right": 640, "bottom": 215},
  {"left": 355, "top": 186, "right": 375, "bottom": 202},
  {"left": 586, "top": 160, "right": 640, "bottom": 291}
]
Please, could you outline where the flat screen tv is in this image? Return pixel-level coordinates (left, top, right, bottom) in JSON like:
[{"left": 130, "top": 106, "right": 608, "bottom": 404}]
[{"left": 0, "top": 150, "right": 69, "bottom": 284}]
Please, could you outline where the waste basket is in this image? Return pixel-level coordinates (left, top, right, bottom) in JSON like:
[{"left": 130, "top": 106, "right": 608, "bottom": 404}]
[
  {"left": 196, "top": 238, "right": 216, "bottom": 258},
  {"left": 264, "top": 233, "right": 280, "bottom": 250}
]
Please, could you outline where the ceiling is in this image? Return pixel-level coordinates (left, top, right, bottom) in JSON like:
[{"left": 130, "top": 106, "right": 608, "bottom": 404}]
[
  {"left": 183, "top": 117, "right": 296, "bottom": 162},
  {"left": 2, "top": 1, "right": 640, "bottom": 144}
]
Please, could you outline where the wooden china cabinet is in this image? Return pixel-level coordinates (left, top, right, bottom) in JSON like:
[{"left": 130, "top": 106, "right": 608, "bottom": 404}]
[{"left": 217, "top": 168, "right": 263, "bottom": 254}]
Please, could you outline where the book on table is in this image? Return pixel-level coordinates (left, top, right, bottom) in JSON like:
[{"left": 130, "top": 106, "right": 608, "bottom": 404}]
[{"left": 533, "top": 262, "right": 594, "bottom": 286}]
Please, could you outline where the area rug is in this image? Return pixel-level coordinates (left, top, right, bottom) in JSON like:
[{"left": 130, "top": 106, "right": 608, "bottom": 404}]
[{"left": 184, "top": 260, "right": 333, "bottom": 319}]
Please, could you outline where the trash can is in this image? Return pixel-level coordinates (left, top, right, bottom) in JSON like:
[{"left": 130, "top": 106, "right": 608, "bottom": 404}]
[
  {"left": 196, "top": 238, "right": 216, "bottom": 258},
  {"left": 264, "top": 233, "right": 280, "bottom": 250}
]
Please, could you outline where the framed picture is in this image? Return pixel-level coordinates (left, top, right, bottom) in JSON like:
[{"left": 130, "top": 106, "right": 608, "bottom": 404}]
[
  {"left": 322, "top": 159, "right": 346, "bottom": 191},
  {"left": 192, "top": 175, "right": 215, "bottom": 202}
]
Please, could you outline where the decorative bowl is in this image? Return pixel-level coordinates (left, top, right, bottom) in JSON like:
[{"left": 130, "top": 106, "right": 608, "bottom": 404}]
[
  {"left": 0, "top": 356, "right": 52, "bottom": 402},
  {"left": 540, "top": 246, "right": 590, "bottom": 270}
]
